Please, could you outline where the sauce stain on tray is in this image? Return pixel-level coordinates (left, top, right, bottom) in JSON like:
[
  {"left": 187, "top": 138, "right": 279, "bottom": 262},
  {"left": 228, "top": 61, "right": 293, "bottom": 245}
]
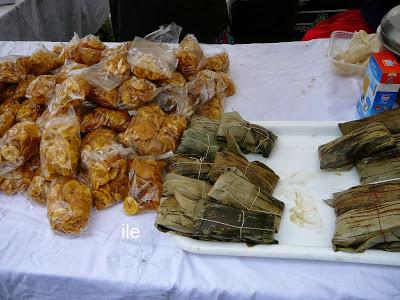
[{"left": 289, "top": 191, "right": 322, "bottom": 229}]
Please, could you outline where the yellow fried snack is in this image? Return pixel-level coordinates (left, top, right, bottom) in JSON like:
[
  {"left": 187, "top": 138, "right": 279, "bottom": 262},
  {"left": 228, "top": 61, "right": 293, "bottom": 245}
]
[
  {"left": 0, "top": 99, "right": 21, "bottom": 137},
  {"left": 16, "top": 99, "right": 44, "bottom": 122},
  {"left": 217, "top": 72, "right": 236, "bottom": 97},
  {"left": 88, "top": 86, "right": 118, "bottom": 108},
  {"left": 14, "top": 75, "right": 37, "bottom": 99},
  {"left": 27, "top": 175, "right": 51, "bottom": 205},
  {"left": 47, "top": 176, "right": 92, "bottom": 235},
  {"left": 54, "top": 60, "right": 87, "bottom": 84},
  {"left": 0, "top": 56, "right": 31, "bottom": 83},
  {"left": 203, "top": 51, "right": 230, "bottom": 72},
  {"left": 0, "top": 156, "right": 38, "bottom": 195},
  {"left": 118, "top": 76, "right": 158, "bottom": 110},
  {"left": 0, "top": 121, "right": 41, "bottom": 175},
  {"left": 40, "top": 108, "right": 81, "bottom": 178},
  {"left": 81, "top": 107, "right": 130, "bottom": 133},
  {"left": 100, "top": 42, "right": 132, "bottom": 61},
  {"left": 194, "top": 93, "right": 225, "bottom": 120},
  {"left": 177, "top": 34, "right": 204, "bottom": 80},
  {"left": 124, "top": 158, "right": 164, "bottom": 215},
  {"left": 158, "top": 71, "right": 187, "bottom": 87},
  {"left": 25, "top": 75, "right": 57, "bottom": 105},
  {"left": 50, "top": 76, "right": 92, "bottom": 112},
  {"left": 0, "top": 84, "right": 17, "bottom": 102},
  {"left": 29, "top": 49, "right": 63, "bottom": 75}
]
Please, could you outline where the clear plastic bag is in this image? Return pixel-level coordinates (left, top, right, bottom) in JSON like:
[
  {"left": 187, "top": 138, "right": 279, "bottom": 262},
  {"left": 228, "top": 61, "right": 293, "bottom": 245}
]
[
  {"left": 88, "top": 86, "right": 118, "bottom": 108},
  {"left": 217, "top": 72, "right": 236, "bottom": 97},
  {"left": 53, "top": 59, "right": 87, "bottom": 84},
  {"left": 124, "top": 158, "right": 165, "bottom": 215},
  {"left": 40, "top": 106, "right": 81, "bottom": 178},
  {"left": 27, "top": 175, "right": 51, "bottom": 205},
  {"left": 29, "top": 48, "right": 63, "bottom": 75},
  {"left": 0, "top": 99, "right": 21, "bottom": 137},
  {"left": 156, "top": 85, "right": 188, "bottom": 113},
  {"left": 16, "top": 99, "right": 44, "bottom": 122},
  {"left": 194, "top": 93, "right": 225, "bottom": 120},
  {"left": 25, "top": 75, "right": 57, "bottom": 105},
  {"left": 14, "top": 75, "right": 37, "bottom": 99},
  {"left": 144, "top": 22, "right": 182, "bottom": 43},
  {"left": 0, "top": 121, "right": 41, "bottom": 175},
  {"left": 202, "top": 49, "right": 230, "bottom": 72},
  {"left": 117, "top": 76, "right": 159, "bottom": 110},
  {"left": 176, "top": 34, "right": 204, "bottom": 80},
  {"left": 158, "top": 71, "right": 186, "bottom": 87},
  {"left": 80, "top": 107, "right": 130, "bottom": 133},
  {"left": 47, "top": 176, "right": 92, "bottom": 235},
  {"left": 0, "top": 56, "right": 31, "bottom": 83},
  {"left": 127, "top": 37, "right": 178, "bottom": 81}
]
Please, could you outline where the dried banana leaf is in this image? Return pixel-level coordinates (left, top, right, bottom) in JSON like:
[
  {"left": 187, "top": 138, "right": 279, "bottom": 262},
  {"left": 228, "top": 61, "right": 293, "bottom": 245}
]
[
  {"left": 209, "top": 150, "right": 279, "bottom": 194},
  {"left": 193, "top": 202, "right": 277, "bottom": 244},
  {"left": 356, "top": 155, "right": 400, "bottom": 184},
  {"left": 327, "top": 180, "right": 400, "bottom": 252},
  {"left": 167, "top": 154, "right": 212, "bottom": 181},
  {"left": 155, "top": 197, "right": 193, "bottom": 235},
  {"left": 190, "top": 115, "right": 220, "bottom": 133},
  {"left": 218, "top": 112, "right": 277, "bottom": 157},
  {"left": 208, "top": 168, "right": 285, "bottom": 231},
  {"left": 318, "top": 122, "right": 396, "bottom": 170},
  {"left": 175, "top": 127, "right": 225, "bottom": 161},
  {"left": 338, "top": 108, "right": 400, "bottom": 135}
]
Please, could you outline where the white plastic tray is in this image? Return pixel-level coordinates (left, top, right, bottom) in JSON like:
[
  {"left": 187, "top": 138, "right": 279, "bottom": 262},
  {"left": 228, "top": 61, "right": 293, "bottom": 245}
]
[{"left": 170, "top": 121, "right": 400, "bottom": 266}]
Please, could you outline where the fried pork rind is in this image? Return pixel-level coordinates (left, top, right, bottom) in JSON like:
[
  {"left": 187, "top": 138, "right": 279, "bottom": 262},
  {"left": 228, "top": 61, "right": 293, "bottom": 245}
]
[
  {"left": 53, "top": 60, "right": 87, "bottom": 84},
  {"left": 81, "top": 52, "right": 130, "bottom": 91},
  {"left": 100, "top": 42, "right": 132, "bottom": 61},
  {"left": 81, "top": 128, "right": 130, "bottom": 209},
  {"left": 14, "top": 75, "right": 37, "bottom": 99},
  {"left": 81, "top": 107, "right": 130, "bottom": 133},
  {"left": 25, "top": 75, "right": 57, "bottom": 105},
  {"left": 118, "top": 103, "right": 186, "bottom": 155},
  {"left": 0, "top": 155, "right": 39, "bottom": 195},
  {"left": 194, "top": 93, "right": 225, "bottom": 120},
  {"left": 0, "top": 121, "right": 41, "bottom": 175},
  {"left": 16, "top": 99, "right": 43, "bottom": 122},
  {"left": 124, "top": 158, "right": 164, "bottom": 215},
  {"left": 29, "top": 49, "right": 63, "bottom": 75},
  {"left": 217, "top": 72, "right": 236, "bottom": 97},
  {"left": 117, "top": 76, "right": 158, "bottom": 110},
  {"left": 0, "top": 56, "right": 31, "bottom": 83},
  {"left": 88, "top": 86, "right": 118, "bottom": 108},
  {"left": 0, "top": 99, "right": 21, "bottom": 137},
  {"left": 47, "top": 176, "right": 92, "bottom": 235},
  {"left": 158, "top": 71, "right": 186, "bottom": 87},
  {"left": 127, "top": 37, "right": 178, "bottom": 81},
  {"left": 203, "top": 50, "right": 230, "bottom": 72},
  {"left": 49, "top": 76, "right": 91, "bottom": 112},
  {"left": 40, "top": 107, "right": 81, "bottom": 178},
  {"left": 177, "top": 34, "right": 204, "bottom": 80},
  {"left": 27, "top": 175, "right": 51, "bottom": 205}
]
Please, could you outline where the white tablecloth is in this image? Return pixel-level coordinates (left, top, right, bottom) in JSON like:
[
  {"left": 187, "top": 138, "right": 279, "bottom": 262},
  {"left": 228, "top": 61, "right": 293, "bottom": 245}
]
[
  {"left": 0, "top": 0, "right": 109, "bottom": 41},
  {"left": 0, "top": 40, "right": 399, "bottom": 300}
]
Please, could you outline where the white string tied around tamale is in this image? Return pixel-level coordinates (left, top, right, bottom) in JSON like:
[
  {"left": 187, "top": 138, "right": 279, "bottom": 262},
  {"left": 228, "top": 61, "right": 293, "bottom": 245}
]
[
  {"left": 197, "top": 157, "right": 205, "bottom": 180},
  {"left": 244, "top": 160, "right": 251, "bottom": 176},
  {"left": 232, "top": 124, "right": 273, "bottom": 150},
  {"left": 181, "top": 134, "right": 215, "bottom": 159},
  {"left": 239, "top": 210, "right": 245, "bottom": 240},
  {"left": 249, "top": 187, "right": 261, "bottom": 210}
]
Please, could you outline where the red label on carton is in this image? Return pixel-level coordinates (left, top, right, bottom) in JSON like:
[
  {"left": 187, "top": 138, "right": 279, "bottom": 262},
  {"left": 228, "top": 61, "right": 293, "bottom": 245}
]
[{"left": 373, "top": 53, "right": 400, "bottom": 84}]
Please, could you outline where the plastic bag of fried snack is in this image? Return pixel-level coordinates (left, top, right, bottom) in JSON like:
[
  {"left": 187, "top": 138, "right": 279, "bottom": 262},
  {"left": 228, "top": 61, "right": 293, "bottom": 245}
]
[
  {"left": 124, "top": 158, "right": 165, "bottom": 215},
  {"left": 117, "top": 76, "right": 159, "bottom": 110},
  {"left": 25, "top": 75, "right": 57, "bottom": 105},
  {"left": 16, "top": 99, "right": 44, "bottom": 122},
  {"left": 53, "top": 59, "right": 87, "bottom": 84},
  {"left": 40, "top": 106, "right": 81, "bottom": 178},
  {"left": 80, "top": 128, "right": 131, "bottom": 209},
  {"left": 194, "top": 93, "right": 225, "bottom": 120},
  {"left": 0, "top": 99, "right": 21, "bottom": 136},
  {"left": 0, "top": 84, "right": 17, "bottom": 102},
  {"left": 202, "top": 49, "right": 230, "bottom": 72},
  {"left": 118, "top": 103, "right": 187, "bottom": 156},
  {"left": 217, "top": 72, "right": 236, "bottom": 97},
  {"left": 0, "top": 56, "right": 31, "bottom": 83},
  {"left": 0, "top": 154, "right": 39, "bottom": 196},
  {"left": 29, "top": 48, "right": 63, "bottom": 75},
  {"left": 48, "top": 76, "right": 92, "bottom": 112},
  {"left": 177, "top": 34, "right": 204, "bottom": 80},
  {"left": 14, "top": 75, "right": 37, "bottom": 99},
  {"left": 0, "top": 121, "right": 41, "bottom": 175},
  {"left": 156, "top": 85, "right": 188, "bottom": 113},
  {"left": 144, "top": 22, "right": 182, "bottom": 44},
  {"left": 47, "top": 176, "right": 92, "bottom": 235},
  {"left": 27, "top": 175, "right": 51, "bottom": 205},
  {"left": 81, "top": 51, "right": 130, "bottom": 91},
  {"left": 127, "top": 37, "right": 178, "bottom": 81},
  {"left": 81, "top": 107, "right": 130, "bottom": 133},
  {"left": 88, "top": 86, "right": 118, "bottom": 108}
]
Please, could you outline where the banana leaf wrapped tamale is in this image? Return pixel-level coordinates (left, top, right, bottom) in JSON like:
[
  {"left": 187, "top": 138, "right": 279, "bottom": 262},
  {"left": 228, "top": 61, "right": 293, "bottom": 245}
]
[
  {"left": 339, "top": 108, "right": 400, "bottom": 135},
  {"left": 190, "top": 115, "right": 220, "bottom": 132},
  {"left": 175, "top": 127, "right": 225, "bottom": 161},
  {"left": 209, "top": 150, "right": 279, "bottom": 194},
  {"left": 193, "top": 202, "right": 277, "bottom": 244},
  {"left": 156, "top": 173, "right": 212, "bottom": 234},
  {"left": 318, "top": 122, "right": 396, "bottom": 170},
  {"left": 208, "top": 168, "right": 284, "bottom": 231},
  {"left": 218, "top": 112, "right": 277, "bottom": 157},
  {"left": 327, "top": 180, "right": 400, "bottom": 253},
  {"left": 167, "top": 154, "right": 213, "bottom": 180},
  {"left": 356, "top": 154, "right": 400, "bottom": 184}
]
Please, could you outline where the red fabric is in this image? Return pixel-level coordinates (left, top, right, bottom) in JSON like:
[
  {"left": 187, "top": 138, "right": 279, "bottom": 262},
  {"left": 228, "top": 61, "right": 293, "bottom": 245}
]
[{"left": 302, "top": 9, "right": 373, "bottom": 41}]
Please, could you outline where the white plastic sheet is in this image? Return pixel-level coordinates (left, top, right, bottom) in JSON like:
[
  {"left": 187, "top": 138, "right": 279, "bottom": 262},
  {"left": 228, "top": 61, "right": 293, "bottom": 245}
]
[{"left": 0, "top": 40, "right": 399, "bottom": 300}]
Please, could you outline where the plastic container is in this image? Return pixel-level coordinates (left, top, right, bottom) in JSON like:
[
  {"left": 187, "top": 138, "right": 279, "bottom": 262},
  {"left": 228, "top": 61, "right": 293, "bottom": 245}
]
[{"left": 327, "top": 31, "right": 368, "bottom": 77}]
